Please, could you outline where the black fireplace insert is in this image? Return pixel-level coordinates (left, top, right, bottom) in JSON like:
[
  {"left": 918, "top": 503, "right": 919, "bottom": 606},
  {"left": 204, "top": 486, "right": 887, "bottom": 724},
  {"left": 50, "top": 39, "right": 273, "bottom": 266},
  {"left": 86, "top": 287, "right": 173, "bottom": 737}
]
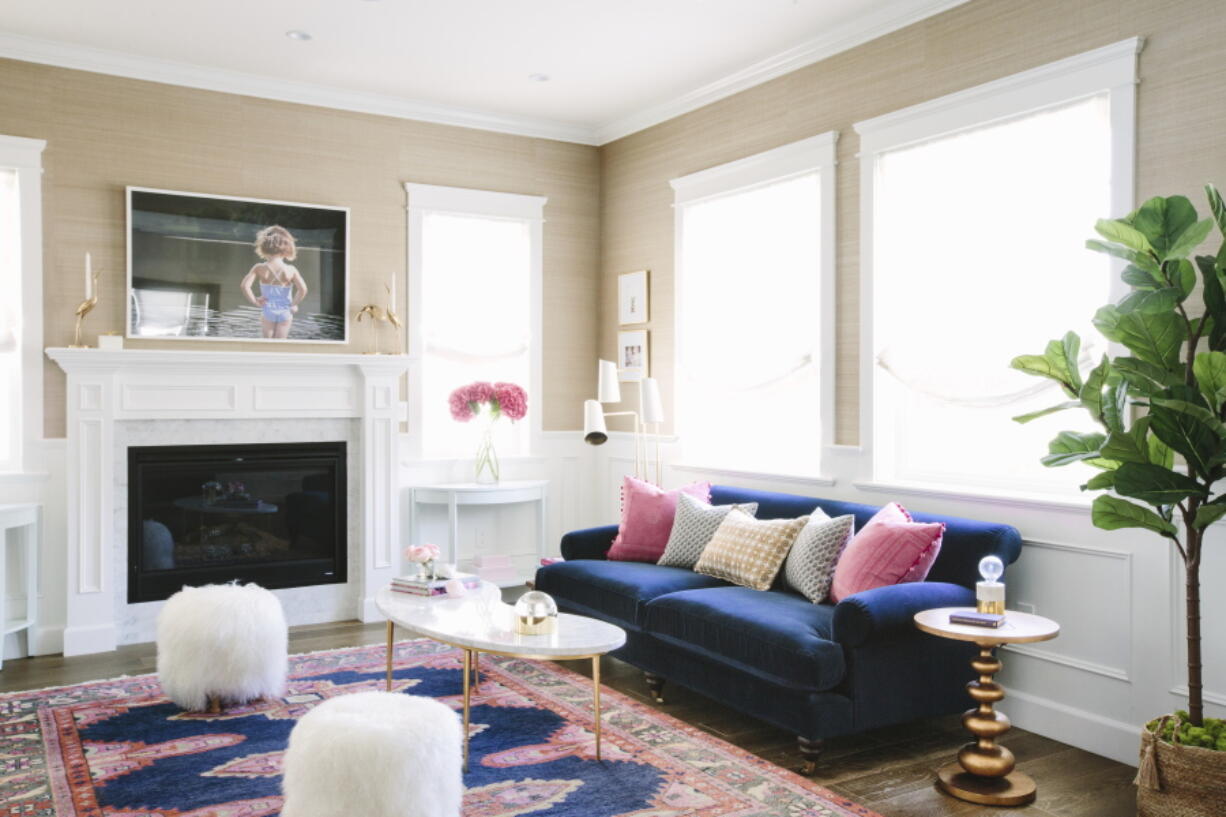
[{"left": 128, "top": 441, "right": 347, "bottom": 603}]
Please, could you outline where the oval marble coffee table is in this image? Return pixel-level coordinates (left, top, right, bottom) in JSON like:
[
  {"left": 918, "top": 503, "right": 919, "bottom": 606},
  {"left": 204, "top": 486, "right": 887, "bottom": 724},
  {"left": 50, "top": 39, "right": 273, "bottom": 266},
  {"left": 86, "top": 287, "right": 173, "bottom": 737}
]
[
  {"left": 915, "top": 607, "right": 1060, "bottom": 807},
  {"left": 376, "top": 583, "right": 626, "bottom": 770}
]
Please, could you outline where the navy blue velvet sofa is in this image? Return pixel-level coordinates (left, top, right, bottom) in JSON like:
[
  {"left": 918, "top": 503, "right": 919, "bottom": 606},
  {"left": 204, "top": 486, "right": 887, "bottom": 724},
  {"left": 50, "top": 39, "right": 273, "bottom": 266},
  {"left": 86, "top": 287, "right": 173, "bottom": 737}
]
[{"left": 534, "top": 485, "right": 1022, "bottom": 770}]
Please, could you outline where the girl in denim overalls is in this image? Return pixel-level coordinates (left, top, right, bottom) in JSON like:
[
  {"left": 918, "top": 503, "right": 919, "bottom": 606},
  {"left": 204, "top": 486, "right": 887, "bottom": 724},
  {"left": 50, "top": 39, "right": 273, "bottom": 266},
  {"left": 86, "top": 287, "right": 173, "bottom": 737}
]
[{"left": 241, "top": 225, "right": 308, "bottom": 339}]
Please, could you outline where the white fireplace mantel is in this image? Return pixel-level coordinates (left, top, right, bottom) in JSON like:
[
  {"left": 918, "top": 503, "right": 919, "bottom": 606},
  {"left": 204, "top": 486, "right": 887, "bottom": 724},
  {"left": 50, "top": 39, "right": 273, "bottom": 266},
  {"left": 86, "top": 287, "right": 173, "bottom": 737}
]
[{"left": 47, "top": 347, "right": 410, "bottom": 656}]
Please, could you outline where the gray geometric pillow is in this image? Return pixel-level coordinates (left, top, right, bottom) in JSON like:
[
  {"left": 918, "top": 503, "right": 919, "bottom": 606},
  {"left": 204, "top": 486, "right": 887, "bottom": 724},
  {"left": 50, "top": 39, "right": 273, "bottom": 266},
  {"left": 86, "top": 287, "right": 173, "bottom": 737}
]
[
  {"left": 657, "top": 492, "right": 759, "bottom": 569},
  {"left": 784, "top": 512, "right": 855, "bottom": 604}
]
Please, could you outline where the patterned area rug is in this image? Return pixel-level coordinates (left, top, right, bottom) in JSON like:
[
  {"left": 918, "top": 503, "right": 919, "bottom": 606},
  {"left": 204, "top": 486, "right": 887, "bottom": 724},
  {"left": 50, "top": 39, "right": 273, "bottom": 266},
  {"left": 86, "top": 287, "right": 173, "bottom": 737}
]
[{"left": 2, "top": 640, "right": 879, "bottom": 816}]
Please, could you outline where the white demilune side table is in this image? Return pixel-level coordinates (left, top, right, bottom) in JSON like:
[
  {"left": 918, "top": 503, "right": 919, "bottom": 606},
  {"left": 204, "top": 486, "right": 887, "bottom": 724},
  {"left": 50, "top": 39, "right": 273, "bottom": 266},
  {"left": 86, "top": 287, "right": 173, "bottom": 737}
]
[
  {"left": 407, "top": 480, "right": 548, "bottom": 583},
  {"left": 0, "top": 503, "right": 40, "bottom": 670}
]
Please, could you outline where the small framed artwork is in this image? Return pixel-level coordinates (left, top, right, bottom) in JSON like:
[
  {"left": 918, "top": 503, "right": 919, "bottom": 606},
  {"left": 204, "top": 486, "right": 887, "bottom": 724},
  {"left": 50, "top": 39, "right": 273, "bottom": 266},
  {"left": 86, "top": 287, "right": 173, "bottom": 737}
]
[
  {"left": 126, "top": 186, "right": 349, "bottom": 343},
  {"left": 617, "top": 330, "right": 648, "bottom": 382},
  {"left": 618, "top": 270, "right": 649, "bottom": 325}
]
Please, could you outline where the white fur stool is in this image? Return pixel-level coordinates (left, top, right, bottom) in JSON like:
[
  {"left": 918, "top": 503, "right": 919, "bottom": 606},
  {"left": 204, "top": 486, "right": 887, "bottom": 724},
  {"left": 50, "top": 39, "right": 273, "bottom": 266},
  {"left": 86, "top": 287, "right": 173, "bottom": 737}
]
[
  {"left": 156, "top": 583, "right": 288, "bottom": 713},
  {"left": 281, "top": 691, "right": 463, "bottom": 817}
]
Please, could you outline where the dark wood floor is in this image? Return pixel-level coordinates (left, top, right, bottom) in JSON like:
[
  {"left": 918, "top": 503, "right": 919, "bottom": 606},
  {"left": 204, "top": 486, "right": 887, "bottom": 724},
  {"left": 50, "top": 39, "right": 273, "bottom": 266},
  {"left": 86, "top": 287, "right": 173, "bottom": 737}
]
[{"left": 0, "top": 618, "right": 1136, "bottom": 817}]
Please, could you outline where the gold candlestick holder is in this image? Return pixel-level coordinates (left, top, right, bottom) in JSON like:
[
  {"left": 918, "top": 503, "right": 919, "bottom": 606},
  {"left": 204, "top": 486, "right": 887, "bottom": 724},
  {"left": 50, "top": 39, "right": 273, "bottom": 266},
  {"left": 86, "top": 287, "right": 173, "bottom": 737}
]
[{"left": 70, "top": 269, "right": 101, "bottom": 348}]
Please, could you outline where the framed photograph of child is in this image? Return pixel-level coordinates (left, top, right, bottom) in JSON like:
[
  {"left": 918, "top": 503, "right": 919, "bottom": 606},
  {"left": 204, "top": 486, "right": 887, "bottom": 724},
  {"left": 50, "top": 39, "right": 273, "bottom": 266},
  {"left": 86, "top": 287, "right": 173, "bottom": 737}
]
[
  {"left": 618, "top": 269, "right": 649, "bottom": 325},
  {"left": 617, "top": 330, "right": 648, "bottom": 382},
  {"left": 126, "top": 187, "right": 349, "bottom": 343}
]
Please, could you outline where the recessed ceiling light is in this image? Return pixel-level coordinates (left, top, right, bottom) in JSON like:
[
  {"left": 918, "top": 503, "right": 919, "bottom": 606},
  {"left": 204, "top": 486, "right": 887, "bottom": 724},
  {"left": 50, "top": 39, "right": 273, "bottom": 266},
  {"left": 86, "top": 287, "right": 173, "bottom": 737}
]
[
  {"left": 528, "top": 73, "right": 550, "bottom": 83},
  {"left": 286, "top": 30, "right": 313, "bottom": 41}
]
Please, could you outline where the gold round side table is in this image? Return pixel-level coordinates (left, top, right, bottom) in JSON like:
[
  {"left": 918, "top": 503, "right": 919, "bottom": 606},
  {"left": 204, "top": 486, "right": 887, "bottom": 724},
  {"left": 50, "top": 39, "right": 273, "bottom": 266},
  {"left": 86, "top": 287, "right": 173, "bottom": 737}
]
[{"left": 914, "top": 607, "right": 1060, "bottom": 807}]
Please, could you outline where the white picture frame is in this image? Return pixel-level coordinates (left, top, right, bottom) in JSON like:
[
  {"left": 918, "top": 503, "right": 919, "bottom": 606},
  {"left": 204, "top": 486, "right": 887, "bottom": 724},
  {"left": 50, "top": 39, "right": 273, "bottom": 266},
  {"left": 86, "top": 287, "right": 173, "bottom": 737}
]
[
  {"left": 618, "top": 269, "right": 649, "bottom": 325},
  {"left": 617, "top": 330, "right": 648, "bottom": 382}
]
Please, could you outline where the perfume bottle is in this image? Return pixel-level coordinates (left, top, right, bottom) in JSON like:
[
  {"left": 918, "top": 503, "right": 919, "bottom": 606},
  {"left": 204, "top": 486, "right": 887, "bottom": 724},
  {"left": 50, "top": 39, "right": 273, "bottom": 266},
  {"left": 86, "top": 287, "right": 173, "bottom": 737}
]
[{"left": 976, "top": 555, "right": 1005, "bottom": 615}]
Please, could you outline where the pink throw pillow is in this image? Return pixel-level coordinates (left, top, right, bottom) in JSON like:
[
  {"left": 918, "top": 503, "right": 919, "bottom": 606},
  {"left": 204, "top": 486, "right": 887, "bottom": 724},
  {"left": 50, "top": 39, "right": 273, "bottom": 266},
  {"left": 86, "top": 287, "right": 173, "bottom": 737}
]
[
  {"left": 606, "top": 477, "right": 712, "bottom": 562},
  {"left": 829, "top": 502, "right": 944, "bottom": 602}
]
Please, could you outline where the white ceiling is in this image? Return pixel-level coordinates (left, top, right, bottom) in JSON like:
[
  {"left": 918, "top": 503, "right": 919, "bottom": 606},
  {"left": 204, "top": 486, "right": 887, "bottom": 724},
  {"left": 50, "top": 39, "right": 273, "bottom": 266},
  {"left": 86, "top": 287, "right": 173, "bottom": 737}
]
[{"left": 0, "top": 0, "right": 970, "bottom": 144}]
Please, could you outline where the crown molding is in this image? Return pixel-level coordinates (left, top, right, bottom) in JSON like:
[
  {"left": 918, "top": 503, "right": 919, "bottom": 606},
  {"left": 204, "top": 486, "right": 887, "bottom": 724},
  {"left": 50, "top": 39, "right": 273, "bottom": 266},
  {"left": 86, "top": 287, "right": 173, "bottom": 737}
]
[
  {"left": 592, "top": 0, "right": 974, "bottom": 144},
  {"left": 0, "top": 31, "right": 599, "bottom": 146},
  {"left": 0, "top": 0, "right": 974, "bottom": 147}
]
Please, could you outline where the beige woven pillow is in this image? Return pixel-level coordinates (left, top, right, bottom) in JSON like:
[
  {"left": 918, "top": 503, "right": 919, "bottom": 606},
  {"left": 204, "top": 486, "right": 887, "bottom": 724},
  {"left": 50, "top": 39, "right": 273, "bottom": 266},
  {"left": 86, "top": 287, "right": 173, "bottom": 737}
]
[{"left": 693, "top": 509, "right": 810, "bottom": 591}]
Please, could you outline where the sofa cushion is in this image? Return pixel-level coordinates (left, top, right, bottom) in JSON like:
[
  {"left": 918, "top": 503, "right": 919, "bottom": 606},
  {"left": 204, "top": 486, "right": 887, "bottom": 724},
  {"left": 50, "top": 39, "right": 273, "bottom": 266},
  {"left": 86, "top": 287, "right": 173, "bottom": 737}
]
[
  {"left": 644, "top": 586, "right": 846, "bottom": 691},
  {"left": 694, "top": 510, "right": 810, "bottom": 590},
  {"left": 830, "top": 503, "right": 944, "bottom": 603},
  {"left": 785, "top": 512, "right": 855, "bottom": 604},
  {"left": 607, "top": 477, "right": 711, "bottom": 563},
  {"left": 534, "top": 560, "right": 728, "bottom": 630},
  {"left": 657, "top": 493, "right": 759, "bottom": 569}
]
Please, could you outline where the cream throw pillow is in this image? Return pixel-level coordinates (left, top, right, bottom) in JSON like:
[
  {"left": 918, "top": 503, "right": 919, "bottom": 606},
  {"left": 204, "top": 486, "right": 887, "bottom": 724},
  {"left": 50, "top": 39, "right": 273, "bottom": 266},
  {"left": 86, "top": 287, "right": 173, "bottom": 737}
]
[{"left": 693, "top": 509, "right": 810, "bottom": 591}]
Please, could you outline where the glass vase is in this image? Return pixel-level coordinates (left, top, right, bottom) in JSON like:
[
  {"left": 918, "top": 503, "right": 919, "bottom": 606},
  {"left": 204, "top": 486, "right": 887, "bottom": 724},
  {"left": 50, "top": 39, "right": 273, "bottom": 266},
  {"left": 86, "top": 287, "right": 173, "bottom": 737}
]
[{"left": 474, "top": 424, "right": 500, "bottom": 484}]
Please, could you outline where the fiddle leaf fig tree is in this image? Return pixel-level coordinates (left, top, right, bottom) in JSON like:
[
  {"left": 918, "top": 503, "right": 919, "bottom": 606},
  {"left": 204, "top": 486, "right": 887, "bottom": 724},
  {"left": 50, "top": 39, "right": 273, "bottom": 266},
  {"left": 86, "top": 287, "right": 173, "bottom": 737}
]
[{"left": 1011, "top": 185, "right": 1226, "bottom": 727}]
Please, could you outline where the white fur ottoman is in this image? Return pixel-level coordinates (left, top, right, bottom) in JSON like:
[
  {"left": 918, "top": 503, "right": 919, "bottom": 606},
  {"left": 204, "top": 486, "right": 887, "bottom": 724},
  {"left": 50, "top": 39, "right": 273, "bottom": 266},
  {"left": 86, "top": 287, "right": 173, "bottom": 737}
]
[
  {"left": 281, "top": 691, "right": 463, "bottom": 817},
  {"left": 156, "top": 583, "right": 288, "bottom": 712}
]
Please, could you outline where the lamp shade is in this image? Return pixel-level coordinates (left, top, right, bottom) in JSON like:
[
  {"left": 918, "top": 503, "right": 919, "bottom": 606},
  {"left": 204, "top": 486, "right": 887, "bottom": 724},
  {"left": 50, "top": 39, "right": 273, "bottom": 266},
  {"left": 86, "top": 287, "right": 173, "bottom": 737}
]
[
  {"left": 641, "top": 377, "right": 664, "bottom": 424},
  {"left": 597, "top": 359, "right": 621, "bottom": 404},
  {"left": 583, "top": 399, "right": 609, "bottom": 445}
]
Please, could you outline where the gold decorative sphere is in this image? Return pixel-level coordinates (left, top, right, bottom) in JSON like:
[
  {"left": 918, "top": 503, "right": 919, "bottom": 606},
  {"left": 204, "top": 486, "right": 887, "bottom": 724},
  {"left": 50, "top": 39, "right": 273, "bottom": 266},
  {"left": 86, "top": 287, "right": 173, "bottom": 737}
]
[{"left": 514, "top": 590, "right": 558, "bottom": 635}]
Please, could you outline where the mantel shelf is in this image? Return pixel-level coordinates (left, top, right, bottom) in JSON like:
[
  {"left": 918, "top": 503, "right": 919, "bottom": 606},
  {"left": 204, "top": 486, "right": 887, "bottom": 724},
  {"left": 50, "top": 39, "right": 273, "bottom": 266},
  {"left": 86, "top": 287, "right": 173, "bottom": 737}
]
[{"left": 45, "top": 347, "right": 413, "bottom": 375}]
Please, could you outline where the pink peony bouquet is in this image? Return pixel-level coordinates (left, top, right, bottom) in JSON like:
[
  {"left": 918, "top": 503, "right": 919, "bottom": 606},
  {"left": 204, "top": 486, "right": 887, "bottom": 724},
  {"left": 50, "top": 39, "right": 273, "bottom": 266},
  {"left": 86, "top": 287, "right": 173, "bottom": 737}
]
[
  {"left": 448, "top": 381, "right": 528, "bottom": 423},
  {"left": 404, "top": 543, "right": 441, "bottom": 564}
]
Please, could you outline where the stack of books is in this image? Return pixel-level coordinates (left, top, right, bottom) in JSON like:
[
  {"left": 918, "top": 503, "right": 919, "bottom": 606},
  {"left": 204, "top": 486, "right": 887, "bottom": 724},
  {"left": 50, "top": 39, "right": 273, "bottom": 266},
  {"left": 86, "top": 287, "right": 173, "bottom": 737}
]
[{"left": 391, "top": 571, "right": 481, "bottom": 597}]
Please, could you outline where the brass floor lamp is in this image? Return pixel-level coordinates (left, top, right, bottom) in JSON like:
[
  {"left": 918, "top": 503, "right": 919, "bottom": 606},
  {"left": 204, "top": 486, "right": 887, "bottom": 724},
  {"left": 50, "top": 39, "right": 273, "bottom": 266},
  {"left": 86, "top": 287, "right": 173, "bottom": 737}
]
[{"left": 582, "top": 359, "right": 665, "bottom": 484}]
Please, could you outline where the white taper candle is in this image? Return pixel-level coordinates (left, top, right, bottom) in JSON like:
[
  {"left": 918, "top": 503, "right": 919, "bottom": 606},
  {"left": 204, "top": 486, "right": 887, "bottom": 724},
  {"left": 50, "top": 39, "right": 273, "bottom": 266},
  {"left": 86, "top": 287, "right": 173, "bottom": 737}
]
[{"left": 85, "top": 252, "right": 92, "bottom": 299}]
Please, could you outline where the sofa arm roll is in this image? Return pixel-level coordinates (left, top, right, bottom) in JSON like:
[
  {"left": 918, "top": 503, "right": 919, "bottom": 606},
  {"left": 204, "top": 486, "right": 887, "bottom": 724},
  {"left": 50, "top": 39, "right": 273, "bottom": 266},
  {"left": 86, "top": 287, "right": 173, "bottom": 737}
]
[
  {"left": 832, "top": 582, "right": 975, "bottom": 648},
  {"left": 559, "top": 525, "right": 619, "bottom": 561}
]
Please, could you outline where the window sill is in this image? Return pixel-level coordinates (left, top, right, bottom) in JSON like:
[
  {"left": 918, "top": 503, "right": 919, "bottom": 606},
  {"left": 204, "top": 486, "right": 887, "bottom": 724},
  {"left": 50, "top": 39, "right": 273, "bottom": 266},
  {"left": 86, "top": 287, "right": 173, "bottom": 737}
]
[
  {"left": 0, "top": 471, "right": 51, "bottom": 485},
  {"left": 852, "top": 479, "right": 1093, "bottom": 513},
  {"left": 401, "top": 455, "right": 548, "bottom": 467},
  {"left": 670, "top": 462, "right": 836, "bottom": 488}
]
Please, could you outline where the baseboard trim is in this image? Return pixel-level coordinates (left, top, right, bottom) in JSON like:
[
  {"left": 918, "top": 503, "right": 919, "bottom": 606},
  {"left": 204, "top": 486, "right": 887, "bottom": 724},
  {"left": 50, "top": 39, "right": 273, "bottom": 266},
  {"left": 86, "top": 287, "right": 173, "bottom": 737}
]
[
  {"left": 62, "top": 622, "right": 118, "bottom": 657},
  {"left": 1006, "top": 688, "right": 1141, "bottom": 766}
]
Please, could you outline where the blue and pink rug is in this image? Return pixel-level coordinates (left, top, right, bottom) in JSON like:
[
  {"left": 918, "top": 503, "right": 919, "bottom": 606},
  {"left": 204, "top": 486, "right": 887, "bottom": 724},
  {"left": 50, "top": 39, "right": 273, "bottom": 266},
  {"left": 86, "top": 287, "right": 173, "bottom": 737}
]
[{"left": 1, "top": 640, "right": 879, "bottom": 816}]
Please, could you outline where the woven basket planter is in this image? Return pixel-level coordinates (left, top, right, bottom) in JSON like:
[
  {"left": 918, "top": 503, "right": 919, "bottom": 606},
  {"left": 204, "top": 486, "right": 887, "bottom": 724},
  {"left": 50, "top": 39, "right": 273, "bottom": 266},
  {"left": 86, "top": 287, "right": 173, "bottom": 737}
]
[{"left": 1136, "top": 716, "right": 1226, "bottom": 817}]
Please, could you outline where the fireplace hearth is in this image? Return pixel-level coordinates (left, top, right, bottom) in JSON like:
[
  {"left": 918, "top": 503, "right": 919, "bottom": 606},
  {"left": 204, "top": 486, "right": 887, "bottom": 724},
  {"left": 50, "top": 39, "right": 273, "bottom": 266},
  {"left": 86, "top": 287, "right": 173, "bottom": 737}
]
[{"left": 128, "top": 442, "right": 347, "bottom": 603}]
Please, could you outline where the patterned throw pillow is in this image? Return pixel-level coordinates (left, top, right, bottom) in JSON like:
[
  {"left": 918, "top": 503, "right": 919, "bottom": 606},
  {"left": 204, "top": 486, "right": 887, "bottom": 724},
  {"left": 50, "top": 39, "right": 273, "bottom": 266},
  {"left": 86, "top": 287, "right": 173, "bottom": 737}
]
[
  {"left": 784, "top": 511, "right": 856, "bottom": 604},
  {"left": 829, "top": 502, "right": 945, "bottom": 603},
  {"left": 656, "top": 493, "right": 760, "bottom": 569},
  {"left": 606, "top": 477, "right": 712, "bottom": 562},
  {"left": 693, "top": 509, "right": 810, "bottom": 591}
]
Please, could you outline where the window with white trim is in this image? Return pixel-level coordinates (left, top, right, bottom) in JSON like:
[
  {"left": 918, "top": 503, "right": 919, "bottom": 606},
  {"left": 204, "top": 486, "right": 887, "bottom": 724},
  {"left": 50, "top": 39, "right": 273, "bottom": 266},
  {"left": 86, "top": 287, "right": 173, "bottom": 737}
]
[
  {"left": 857, "top": 39, "right": 1140, "bottom": 496},
  {"left": 671, "top": 133, "right": 837, "bottom": 477},
  {"left": 0, "top": 135, "right": 46, "bottom": 473},
  {"left": 406, "top": 183, "right": 544, "bottom": 459}
]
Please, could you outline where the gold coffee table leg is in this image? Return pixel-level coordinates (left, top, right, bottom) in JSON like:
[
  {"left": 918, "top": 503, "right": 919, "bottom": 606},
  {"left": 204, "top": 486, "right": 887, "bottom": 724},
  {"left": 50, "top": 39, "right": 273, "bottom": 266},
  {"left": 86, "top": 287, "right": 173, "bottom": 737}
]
[
  {"left": 592, "top": 655, "right": 603, "bottom": 760},
  {"left": 937, "top": 645, "right": 1036, "bottom": 807},
  {"left": 462, "top": 649, "right": 472, "bottom": 773},
  {"left": 385, "top": 621, "right": 394, "bottom": 691}
]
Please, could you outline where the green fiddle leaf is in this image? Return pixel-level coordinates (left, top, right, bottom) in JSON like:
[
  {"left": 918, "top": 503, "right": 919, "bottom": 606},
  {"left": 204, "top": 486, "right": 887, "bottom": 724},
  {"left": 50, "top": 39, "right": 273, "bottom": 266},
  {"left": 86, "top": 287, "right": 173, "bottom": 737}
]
[
  {"left": 1113, "top": 357, "right": 1182, "bottom": 396},
  {"left": 1113, "top": 311, "right": 1186, "bottom": 369},
  {"left": 1149, "top": 432, "right": 1175, "bottom": 469},
  {"left": 1193, "top": 351, "right": 1226, "bottom": 412},
  {"left": 1086, "top": 239, "right": 1161, "bottom": 273},
  {"left": 1081, "top": 471, "right": 1116, "bottom": 491},
  {"left": 1058, "top": 332, "right": 1083, "bottom": 393},
  {"left": 1094, "top": 218, "right": 1153, "bottom": 253},
  {"left": 1165, "top": 219, "right": 1214, "bottom": 261},
  {"left": 1117, "top": 287, "right": 1181, "bottom": 314},
  {"left": 1113, "top": 461, "right": 1208, "bottom": 505},
  {"left": 1122, "top": 265, "right": 1163, "bottom": 289},
  {"left": 1133, "top": 195, "right": 1199, "bottom": 258},
  {"left": 1151, "top": 398, "right": 1226, "bottom": 435},
  {"left": 1091, "top": 495, "right": 1178, "bottom": 537},
  {"left": 1148, "top": 400, "right": 1225, "bottom": 476},
  {"left": 1206, "top": 184, "right": 1226, "bottom": 236},
  {"left": 1041, "top": 430, "right": 1106, "bottom": 467},
  {"left": 1101, "top": 379, "right": 1128, "bottom": 434},
  {"left": 1195, "top": 255, "right": 1226, "bottom": 350},
  {"left": 1100, "top": 417, "right": 1153, "bottom": 464},
  {"left": 1079, "top": 357, "right": 1109, "bottom": 423},
  {"left": 1093, "top": 305, "right": 1123, "bottom": 342},
  {"left": 1194, "top": 503, "right": 1226, "bottom": 530},
  {"left": 1169, "top": 259, "right": 1197, "bottom": 299},
  {"left": 1012, "top": 401, "right": 1081, "bottom": 424}
]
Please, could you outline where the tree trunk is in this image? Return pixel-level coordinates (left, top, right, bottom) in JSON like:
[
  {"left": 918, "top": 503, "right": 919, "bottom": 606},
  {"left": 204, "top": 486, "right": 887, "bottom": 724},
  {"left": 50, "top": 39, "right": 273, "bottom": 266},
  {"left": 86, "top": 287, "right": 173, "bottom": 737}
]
[{"left": 1186, "top": 526, "right": 1203, "bottom": 727}]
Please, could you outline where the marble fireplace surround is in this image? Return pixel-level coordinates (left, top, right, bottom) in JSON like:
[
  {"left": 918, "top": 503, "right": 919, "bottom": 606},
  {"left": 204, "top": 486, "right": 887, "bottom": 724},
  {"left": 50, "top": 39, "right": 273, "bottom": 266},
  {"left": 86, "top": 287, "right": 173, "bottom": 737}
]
[{"left": 47, "top": 348, "right": 409, "bottom": 657}]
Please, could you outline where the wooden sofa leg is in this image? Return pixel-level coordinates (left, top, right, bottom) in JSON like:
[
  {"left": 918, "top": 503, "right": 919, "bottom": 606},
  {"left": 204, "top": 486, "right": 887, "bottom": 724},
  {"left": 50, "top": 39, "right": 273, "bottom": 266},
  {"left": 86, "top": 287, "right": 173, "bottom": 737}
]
[
  {"left": 207, "top": 694, "right": 222, "bottom": 715},
  {"left": 644, "top": 673, "right": 666, "bottom": 704},
  {"left": 797, "top": 736, "right": 823, "bottom": 775}
]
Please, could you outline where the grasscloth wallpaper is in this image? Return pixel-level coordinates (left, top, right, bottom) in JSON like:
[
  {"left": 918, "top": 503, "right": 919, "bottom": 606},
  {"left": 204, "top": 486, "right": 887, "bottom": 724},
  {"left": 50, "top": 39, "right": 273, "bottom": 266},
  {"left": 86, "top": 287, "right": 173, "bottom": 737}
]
[
  {"left": 599, "top": 0, "right": 1226, "bottom": 443},
  {"left": 0, "top": 58, "right": 600, "bottom": 438}
]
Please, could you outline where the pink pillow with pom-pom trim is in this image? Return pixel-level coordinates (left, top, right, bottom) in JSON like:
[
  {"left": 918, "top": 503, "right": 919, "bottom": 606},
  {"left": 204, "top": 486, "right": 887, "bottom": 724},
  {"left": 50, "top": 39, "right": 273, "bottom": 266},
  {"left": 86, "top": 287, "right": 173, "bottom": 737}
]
[
  {"left": 829, "top": 502, "right": 944, "bottom": 602},
  {"left": 606, "top": 477, "right": 712, "bottom": 563}
]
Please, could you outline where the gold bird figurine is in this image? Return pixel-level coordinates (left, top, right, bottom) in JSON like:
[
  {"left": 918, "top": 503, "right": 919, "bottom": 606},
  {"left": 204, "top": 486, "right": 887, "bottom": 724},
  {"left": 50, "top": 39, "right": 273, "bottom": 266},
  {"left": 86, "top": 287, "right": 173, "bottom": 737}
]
[
  {"left": 355, "top": 303, "right": 387, "bottom": 354},
  {"left": 384, "top": 284, "right": 402, "bottom": 330},
  {"left": 71, "top": 269, "right": 101, "bottom": 348}
]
